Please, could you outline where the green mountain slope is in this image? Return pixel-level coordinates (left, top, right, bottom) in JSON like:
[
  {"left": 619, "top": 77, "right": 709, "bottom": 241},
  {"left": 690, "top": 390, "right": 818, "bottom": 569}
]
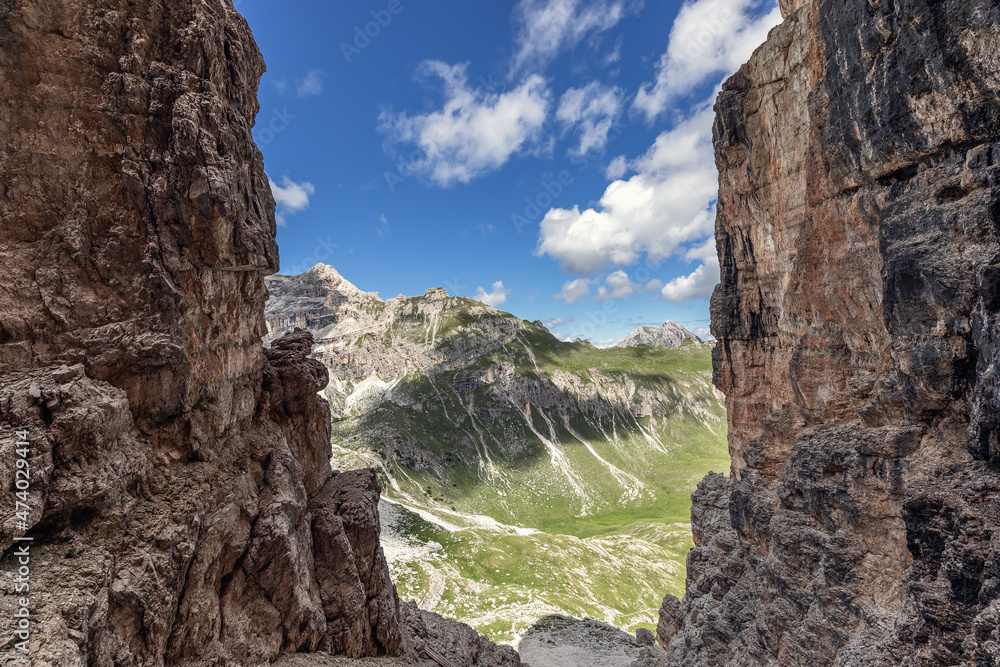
[{"left": 265, "top": 264, "right": 729, "bottom": 643}]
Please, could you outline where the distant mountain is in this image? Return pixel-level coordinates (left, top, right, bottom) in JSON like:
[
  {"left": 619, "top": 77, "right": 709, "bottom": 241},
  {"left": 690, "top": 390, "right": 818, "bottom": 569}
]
[
  {"left": 264, "top": 264, "right": 728, "bottom": 643},
  {"left": 615, "top": 321, "right": 704, "bottom": 349}
]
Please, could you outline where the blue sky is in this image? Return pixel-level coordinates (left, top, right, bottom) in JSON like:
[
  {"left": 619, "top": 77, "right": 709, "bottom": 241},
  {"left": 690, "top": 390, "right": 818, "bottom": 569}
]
[{"left": 238, "top": 0, "right": 781, "bottom": 345}]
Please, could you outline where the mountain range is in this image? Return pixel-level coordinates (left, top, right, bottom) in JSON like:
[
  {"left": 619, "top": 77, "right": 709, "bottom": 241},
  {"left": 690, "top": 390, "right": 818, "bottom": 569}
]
[{"left": 264, "top": 264, "right": 729, "bottom": 642}]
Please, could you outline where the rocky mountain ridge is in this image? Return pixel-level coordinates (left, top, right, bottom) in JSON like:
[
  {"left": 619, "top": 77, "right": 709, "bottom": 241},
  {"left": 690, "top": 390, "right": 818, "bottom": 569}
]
[
  {"left": 0, "top": 3, "right": 515, "bottom": 666},
  {"left": 265, "top": 266, "right": 729, "bottom": 642},
  {"left": 659, "top": 0, "right": 1000, "bottom": 664},
  {"left": 615, "top": 322, "right": 704, "bottom": 350}
]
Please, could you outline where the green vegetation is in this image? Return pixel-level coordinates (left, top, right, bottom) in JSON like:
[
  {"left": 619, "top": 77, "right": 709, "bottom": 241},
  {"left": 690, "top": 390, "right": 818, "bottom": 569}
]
[{"left": 326, "top": 295, "right": 729, "bottom": 643}]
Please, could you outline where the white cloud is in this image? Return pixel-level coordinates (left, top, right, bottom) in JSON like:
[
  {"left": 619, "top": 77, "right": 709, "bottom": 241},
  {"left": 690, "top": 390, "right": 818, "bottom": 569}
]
[
  {"left": 595, "top": 269, "right": 643, "bottom": 301},
  {"left": 605, "top": 155, "right": 627, "bottom": 180},
  {"left": 694, "top": 326, "right": 715, "bottom": 340},
  {"left": 297, "top": 69, "right": 325, "bottom": 97},
  {"left": 269, "top": 176, "right": 315, "bottom": 227},
  {"left": 660, "top": 240, "right": 720, "bottom": 302},
  {"left": 554, "top": 278, "right": 592, "bottom": 305},
  {"left": 510, "top": 0, "right": 641, "bottom": 75},
  {"left": 475, "top": 281, "right": 512, "bottom": 307},
  {"left": 269, "top": 77, "right": 289, "bottom": 95},
  {"left": 595, "top": 337, "right": 619, "bottom": 348},
  {"left": 605, "top": 36, "right": 624, "bottom": 65},
  {"left": 535, "top": 103, "right": 718, "bottom": 275},
  {"left": 634, "top": 0, "right": 782, "bottom": 120},
  {"left": 557, "top": 82, "right": 624, "bottom": 156},
  {"left": 378, "top": 61, "right": 550, "bottom": 186},
  {"left": 684, "top": 236, "right": 717, "bottom": 263}
]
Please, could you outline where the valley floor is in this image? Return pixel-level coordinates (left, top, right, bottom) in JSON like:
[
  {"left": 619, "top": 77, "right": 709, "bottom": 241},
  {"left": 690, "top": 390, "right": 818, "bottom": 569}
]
[{"left": 379, "top": 496, "right": 691, "bottom": 644}]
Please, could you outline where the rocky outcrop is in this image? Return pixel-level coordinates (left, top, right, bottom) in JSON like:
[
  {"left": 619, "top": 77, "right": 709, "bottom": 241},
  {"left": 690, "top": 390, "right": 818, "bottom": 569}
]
[
  {"left": 0, "top": 1, "right": 406, "bottom": 664},
  {"left": 660, "top": 0, "right": 1000, "bottom": 665},
  {"left": 401, "top": 602, "right": 522, "bottom": 667},
  {"left": 615, "top": 322, "right": 703, "bottom": 349}
]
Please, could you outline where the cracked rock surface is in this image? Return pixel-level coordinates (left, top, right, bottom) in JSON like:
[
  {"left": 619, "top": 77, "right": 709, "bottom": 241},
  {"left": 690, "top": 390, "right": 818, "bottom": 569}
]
[
  {"left": 0, "top": 1, "right": 407, "bottom": 664},
  {"left": 659, "top": 0, "right": 1000, "bottom": 665}
]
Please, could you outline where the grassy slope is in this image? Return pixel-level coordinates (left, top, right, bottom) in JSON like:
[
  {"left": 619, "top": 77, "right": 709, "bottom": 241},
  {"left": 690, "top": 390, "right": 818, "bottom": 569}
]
[{"left": 327, "top": 304, "right": 729, "bottom": 643}]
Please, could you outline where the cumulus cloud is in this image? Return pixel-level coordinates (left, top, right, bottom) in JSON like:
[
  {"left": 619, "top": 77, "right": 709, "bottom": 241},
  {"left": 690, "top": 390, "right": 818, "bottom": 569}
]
[
  {"left": 594, "top": 269, "right": 644, "bottom": 301},
  {"left": 297, "top": 69, "right": 325, "bottom": 97},
  {"left": 269, "top": 176, "right": 315, "bottom": 227},
  {"left": 605, "top": 155, "right": 627, "bottom": 180},
  {"left": 475, "top": 281, "right": 512, "bottom": 307},
  {"left": 557, "top": 82, "right": 624, "bottom": 156},
  {"left": 535, "top": 103, "right": 718, "bottom": 275},
  {"left": 660, "top": 237, "right": 720, "bottom": 302},
  {"left": 378, "top": 61, "right": 550, "bottom": 186},
  {"left": 634, "top": 0, "right": 781, "bottom": 120},
  {"left": 510, "top": 0, "right": 641, "bottom": 75},
  {"left": 554, "top": 278, "right": 592, "bottom": 305},
  {"left": 660, "top": 258, "right": 719, "bottom": 302}
]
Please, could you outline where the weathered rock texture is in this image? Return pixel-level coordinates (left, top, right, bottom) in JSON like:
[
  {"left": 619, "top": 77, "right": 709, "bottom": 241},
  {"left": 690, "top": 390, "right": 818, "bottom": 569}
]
[
  {"left": 401, "top": 602, "right": 522, "bottom": 667},
  {"left": 0, "top": 1, "right": 406, "bottom": 664},
  {"left": 659, "top": 0, "right": 1000, "bottom": 665}
]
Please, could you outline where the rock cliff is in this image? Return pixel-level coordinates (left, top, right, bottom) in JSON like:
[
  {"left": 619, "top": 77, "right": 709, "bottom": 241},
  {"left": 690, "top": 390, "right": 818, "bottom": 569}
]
[
  {"left": 0, "top": 2, "right": 406, "bottom": 664},
  {"left": 660, "top": 0, "right": 1000, "bottom": 664}
]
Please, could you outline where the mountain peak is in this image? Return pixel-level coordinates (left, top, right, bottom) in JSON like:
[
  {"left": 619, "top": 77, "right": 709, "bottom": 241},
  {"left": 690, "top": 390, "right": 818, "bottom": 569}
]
[
  {"left": 296, "top": 264, "right": 382, "bottom": 301},
  {"left": 308, "top": 262, "right": 339, "bottom": 274},
  {"left": 424, "top": 287, "right": 451, "bottom": 299},
  {"left": 616, "top": 321, "right": 702, "bottom": 349}
]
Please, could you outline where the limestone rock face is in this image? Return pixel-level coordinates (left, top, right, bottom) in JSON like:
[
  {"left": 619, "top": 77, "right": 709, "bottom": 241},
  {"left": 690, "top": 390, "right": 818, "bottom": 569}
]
[
  {"left": 0, "top": 1, "right": 405, "bottom": 664},
  {"left": 660, "top": 0, "right": 1000, "bottom": 665}
]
